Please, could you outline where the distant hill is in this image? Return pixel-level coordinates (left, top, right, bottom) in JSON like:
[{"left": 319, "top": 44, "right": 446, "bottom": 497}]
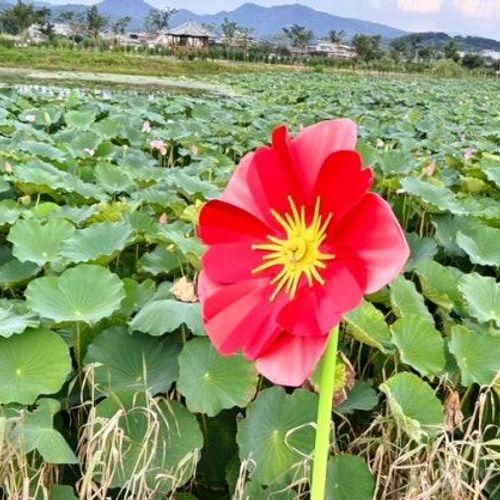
[
  {"left": 170, "top": 3, "right": 405, "bottom": 39},
  {"left": 393, "top": 32, "right": 500, "bottom": 53}
]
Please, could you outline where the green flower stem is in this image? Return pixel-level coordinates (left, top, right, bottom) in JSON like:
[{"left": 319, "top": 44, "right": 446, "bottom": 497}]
[{"left": 311, "top": 325, "right": 339, "bottom": 500}]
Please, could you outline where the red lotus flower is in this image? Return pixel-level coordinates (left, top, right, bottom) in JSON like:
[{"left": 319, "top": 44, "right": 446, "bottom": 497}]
[{"left": 198, "top": 119, "right": 409, "bottom": 386}]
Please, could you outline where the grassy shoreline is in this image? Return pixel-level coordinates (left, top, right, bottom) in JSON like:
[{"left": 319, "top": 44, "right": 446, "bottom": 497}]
[
  {"left": 0, "top": 46, "right": 296, "bottom": 77},
  {"left": 0, "top": 46, "right": 495, "bottom": 86}
]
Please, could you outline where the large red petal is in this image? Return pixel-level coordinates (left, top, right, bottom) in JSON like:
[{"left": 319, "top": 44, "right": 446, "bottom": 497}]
[
  {"left": 255, "top": 332, "right": 330, "bottom": 387},
  {"left": 277, "top": 291, "right": 323, "bottom": 337},
  {"left": 334, "top": 193, "right": 410, "bottom": 294},
  {"left": 202, "top": 278, "right": 283, "bottom": 356},
  {"left": 314, "top": 150, "right": 373, "bottom": 226},
  {"left": 291, "top": 119, "right": 357, "bottom": 194},
  {"left": 202, "top": 243, "right": 264, "bottom": 284},
  {"left": 276, "top": 260, "right": 361, "bottom": 337},
  {"left": 198, "top": 200, "right": 270, "bottom": 245},
  {"left": 315, "top": 260, "right": 365, "bottom": 331},
  {"left": 221, "top": 152, "right": 266, "bottom": 220},
  {"left": 197, "top": 270, "right": 221, "bottom": 304},
  {"left": 245, "top": 126, "right": 306, "bottom": 227}
]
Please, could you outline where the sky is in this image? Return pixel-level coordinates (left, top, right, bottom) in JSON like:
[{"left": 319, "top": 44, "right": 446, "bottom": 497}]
[{"left": 44, "top": 0, "right": 500, "bottom": 40}]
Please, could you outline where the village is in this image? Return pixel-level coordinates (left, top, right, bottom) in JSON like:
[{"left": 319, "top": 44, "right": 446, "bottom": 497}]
[{"left": 20, "top": 19, "right": 358, "bottom": 59}]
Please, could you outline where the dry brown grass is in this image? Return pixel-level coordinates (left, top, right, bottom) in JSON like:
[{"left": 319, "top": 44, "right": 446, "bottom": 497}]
[
  {"left": 0, "top": 417, "right": 59, "bottom": 500},
  {"left": 1, "top": 363, "right": 498, "bottom": 499},
  {"left": 76, "top": 365, "right": 200, "bottom": 500},
  {"left": 341, "top": 386, "right": 499, "bottom": 500}
]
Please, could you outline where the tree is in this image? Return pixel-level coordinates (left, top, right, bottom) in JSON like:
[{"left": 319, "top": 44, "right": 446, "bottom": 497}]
[
  {"left": 461, "top": 52, "right": 484, "bottom": 69},
  {"left": 201, "top": 22, "right": 217, "bottom": 34},
  {"left": 238, "top": 25, "right": 253, "bottom": 55},
  {"left": 418, "top": 46, "right": 432, "bottom": 61},
  {"left": 144, "top": 7, "right": 176, "bottom": 32},
  {"left": 390, "top": 37, "right": 409, "bottom": 62},
  {"left": 56, "top": 11, "right": 86, "bottom": 40},
  {"left": 328, "top": 29, "right": 344, "bottom": 44},
  {"left": 444, "top": 39, "right": 459, "bottom": 62},
  {"left": 0, "top": 1, "right": 51, "bottom": 36},
  {"left": 408, "top": 33, "right": 423, "bottom": 61},
  {"left": 85, "top": 5, "right": 107, "bottom": 39},
  {"left": 352, "top": 34, "right": 383, "bottom": 62},
  {"left": 282, "top": 24, "right": 314, "bottom": 51},
  {"left": 112, "top": 16, "right": 131, "bottom": 35},
  {"left": 221, "top": 17, "right": 239, "bottom": 45}
]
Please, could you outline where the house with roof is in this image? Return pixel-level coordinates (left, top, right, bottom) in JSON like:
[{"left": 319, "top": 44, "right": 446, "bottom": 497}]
[
  {"left": 310, "top": 41, "right": 357, "bottom": 59},
  {"left": 154, "top": 21, "right": 214, "bottom": 48}
]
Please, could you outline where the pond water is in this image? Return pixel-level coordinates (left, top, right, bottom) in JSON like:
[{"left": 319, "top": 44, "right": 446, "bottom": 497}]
[{"left": 0, "top": 67, "right": 233, "bottom": 97}]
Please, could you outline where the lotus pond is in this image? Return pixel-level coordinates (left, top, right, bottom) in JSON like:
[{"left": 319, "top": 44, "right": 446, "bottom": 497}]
[{"left": 0, "top": 72, "right": 499, "bottom": 499}]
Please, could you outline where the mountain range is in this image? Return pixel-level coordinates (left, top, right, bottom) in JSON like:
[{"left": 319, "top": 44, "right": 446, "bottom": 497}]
[
  {"left": 46, "top": 0, "right": 406, "bottom": 39},
  {"left": 170, "top": 3, "right": 406, "bottom": 39},
  {"left": 396, "top": 32, "right": 500, "bottom": 53}
]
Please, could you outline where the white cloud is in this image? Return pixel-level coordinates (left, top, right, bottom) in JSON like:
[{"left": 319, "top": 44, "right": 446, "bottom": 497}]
[
  {"left": 397, "top": 0, "right": 444, "bottom": 12},
  {"left": 454, "top": 0, "right": 500, "bottom": 18}
]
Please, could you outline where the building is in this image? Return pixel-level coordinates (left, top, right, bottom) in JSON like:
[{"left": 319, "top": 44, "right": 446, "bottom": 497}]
[
  {"left": 52, "top": 23, "right": 74, "bottom": 37},
  {"left": 162, "top": 21, "right": 213, "bottom": 48},
  {"left": 311, "top": 42, "right": 357, "bottom": 59},
  {"left": 26, "top": 25, "right": 49, "bottom": 44}
]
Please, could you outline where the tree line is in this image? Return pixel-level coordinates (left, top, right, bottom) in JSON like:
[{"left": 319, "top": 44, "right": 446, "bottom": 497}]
[
  {"left": 0, "top": 0, "right": 178, "bottom": 39},
  {"left": 277, "top": 24, "right": 494, "bottom": 70}
]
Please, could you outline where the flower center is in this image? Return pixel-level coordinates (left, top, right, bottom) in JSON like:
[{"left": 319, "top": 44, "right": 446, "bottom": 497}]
[{"left": 252, "top": 196, "right": 335, "bottom": 301}]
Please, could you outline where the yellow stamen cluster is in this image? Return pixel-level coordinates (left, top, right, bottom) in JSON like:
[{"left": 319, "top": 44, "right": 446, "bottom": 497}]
[{"left": 252, "top": 196, "right": 335, "bottom": 301}]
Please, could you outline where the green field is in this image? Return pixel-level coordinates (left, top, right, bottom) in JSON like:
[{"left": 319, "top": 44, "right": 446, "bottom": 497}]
[
  {"left": 0, "top": 71, "right": 499, "bottom": 499},
  {"left": 0, "top": 46, "right": 297, "bottom": 77}
]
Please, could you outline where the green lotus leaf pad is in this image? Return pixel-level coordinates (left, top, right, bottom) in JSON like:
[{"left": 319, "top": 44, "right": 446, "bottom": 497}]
[{"left": 25, "top": 264, "right": 125, "bottom": 324}]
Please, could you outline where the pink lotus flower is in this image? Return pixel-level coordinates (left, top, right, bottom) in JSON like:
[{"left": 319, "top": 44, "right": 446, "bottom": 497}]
[
  {"left": 142, "top": 120, "right": 152, "bottom": 133},
  {"left": 25, "top": 114, "right": 36, "bottom": 123},
  {"left": 150, "top": 139, "right": 167, "bottom": 156},
  {"left": 464, "top": 148, "right": 474, "bottom": 160}
]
